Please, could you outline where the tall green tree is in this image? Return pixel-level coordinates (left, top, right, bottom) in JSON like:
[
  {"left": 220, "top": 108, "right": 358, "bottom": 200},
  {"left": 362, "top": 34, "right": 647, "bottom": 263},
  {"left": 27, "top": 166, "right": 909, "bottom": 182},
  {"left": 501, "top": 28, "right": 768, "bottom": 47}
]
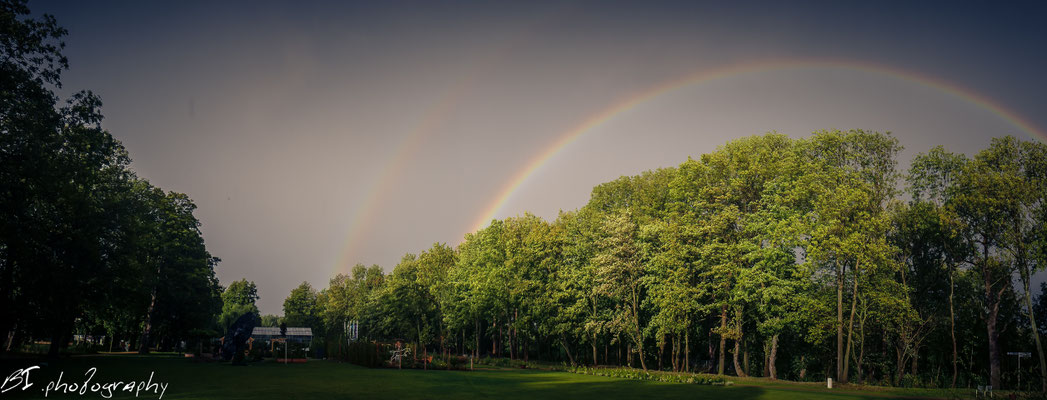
[
  {"left": 906, "top": 146, "right": 969, "bottom": 387},
  {"left": 138, "top": 188, "right": 222, "bottom": 353},
  {"left": 640, "top": 219, "right": 702, "bottom": 372},
  {"left": 792, "top": 130, "right": 902, "bottom": 382},
  {"left": 284, "top": 281, "right": 323, "bottom": 332},
  {"left": 950, "top": 137, "right": 1026, "bottom": 389},
  {"left": 220, "top": 279, "right": 260, "bottom": 331},
  {"left": 416, "top": 242, "right": 456, "bottom": 354},
  {"left": 557, "top": 207, "right": 607, "bottom": 365},
  {"left": 594, "top": 211, "right": 648, "bottom": 371}
]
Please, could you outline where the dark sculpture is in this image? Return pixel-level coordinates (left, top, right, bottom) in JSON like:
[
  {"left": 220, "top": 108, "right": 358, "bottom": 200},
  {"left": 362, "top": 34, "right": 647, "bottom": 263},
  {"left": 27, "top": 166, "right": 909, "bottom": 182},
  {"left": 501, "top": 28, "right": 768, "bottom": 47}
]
[{"left": 221, "top": 312, "right": 260, "bottom": 364}]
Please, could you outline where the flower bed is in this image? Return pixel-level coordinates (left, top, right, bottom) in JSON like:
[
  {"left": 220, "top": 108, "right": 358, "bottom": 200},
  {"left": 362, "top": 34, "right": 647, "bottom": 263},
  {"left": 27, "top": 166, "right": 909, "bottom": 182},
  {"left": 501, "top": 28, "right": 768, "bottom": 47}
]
[{"left": 568, "top": 366, "right": 730, "bottom": 385}]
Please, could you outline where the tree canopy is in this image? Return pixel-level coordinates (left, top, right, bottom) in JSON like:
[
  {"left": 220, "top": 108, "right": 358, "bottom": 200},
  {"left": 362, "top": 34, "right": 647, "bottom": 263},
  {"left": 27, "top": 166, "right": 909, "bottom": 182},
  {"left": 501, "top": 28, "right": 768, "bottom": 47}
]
[{"left": 315, "top": 131, "right": 1046, "bottom": 391}]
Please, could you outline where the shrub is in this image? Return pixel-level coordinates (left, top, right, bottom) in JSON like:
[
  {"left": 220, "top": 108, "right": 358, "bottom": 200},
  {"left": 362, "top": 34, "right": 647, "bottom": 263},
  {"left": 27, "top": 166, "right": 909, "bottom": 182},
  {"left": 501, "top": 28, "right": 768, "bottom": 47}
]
[
  {"left": 567, "top": 366, "right": 728, "bottom": 385},
  {"left": 345, "top": 341, "right": 382, "bottom": 368},
  {"left": 475, "top": 357, "right": 565, "bottom": 371},
  {"left": 246, "top": 346, "right": 265, "bottom": 362}
]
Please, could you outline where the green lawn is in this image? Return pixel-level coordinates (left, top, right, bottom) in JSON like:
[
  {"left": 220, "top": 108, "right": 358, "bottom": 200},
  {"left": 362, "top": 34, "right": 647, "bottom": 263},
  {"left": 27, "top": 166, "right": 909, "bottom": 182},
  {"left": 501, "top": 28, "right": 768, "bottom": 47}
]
[{"left": 0, "top": 355, "right": 963, "bottom": 399}]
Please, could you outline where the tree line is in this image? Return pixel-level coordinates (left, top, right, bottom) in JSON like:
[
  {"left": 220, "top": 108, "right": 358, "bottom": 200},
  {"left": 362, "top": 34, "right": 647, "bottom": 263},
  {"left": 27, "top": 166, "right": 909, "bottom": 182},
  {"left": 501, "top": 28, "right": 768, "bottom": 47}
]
[{"left": 295, "top": 131, "right": 1047, "bottom": 391}]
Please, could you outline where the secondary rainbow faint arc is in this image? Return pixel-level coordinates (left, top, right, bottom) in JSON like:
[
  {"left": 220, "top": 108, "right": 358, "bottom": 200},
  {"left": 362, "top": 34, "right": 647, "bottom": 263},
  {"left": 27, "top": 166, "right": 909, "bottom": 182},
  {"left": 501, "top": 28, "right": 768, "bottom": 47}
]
[
  {"left": 334, "top": 6, "right": 577, "bottom": 274},
  {"left": 470, "top": 58, "right": 1047, "bottom": 233},
  {"left": 336, "top": 83, "right": 470, "bottom": 274}
]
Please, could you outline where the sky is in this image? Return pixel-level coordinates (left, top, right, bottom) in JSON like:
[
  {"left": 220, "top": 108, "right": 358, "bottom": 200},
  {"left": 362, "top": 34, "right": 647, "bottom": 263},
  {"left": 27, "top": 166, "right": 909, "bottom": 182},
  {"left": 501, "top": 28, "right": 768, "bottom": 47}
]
[{"left": 34, "top": 1, "right": 1047, "bottom": 314}]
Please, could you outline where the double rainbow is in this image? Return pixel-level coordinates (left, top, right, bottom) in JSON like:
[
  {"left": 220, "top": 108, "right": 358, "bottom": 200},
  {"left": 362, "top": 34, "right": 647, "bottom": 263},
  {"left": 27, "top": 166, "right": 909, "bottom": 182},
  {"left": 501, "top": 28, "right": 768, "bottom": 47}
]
[{"left": 336, "top": 57, "right": 1046, "bottom": 272}]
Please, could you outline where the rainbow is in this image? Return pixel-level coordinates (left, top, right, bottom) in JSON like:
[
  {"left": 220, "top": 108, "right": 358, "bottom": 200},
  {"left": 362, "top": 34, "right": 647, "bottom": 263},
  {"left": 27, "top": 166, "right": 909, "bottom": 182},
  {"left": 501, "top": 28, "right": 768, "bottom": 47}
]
[
  {"left": 470, "top": 58, "right": 1047, "bottom": 233},
  {"left": 333, "top": 16, "right": 553, "bottom": 273},
  {"left": 334, "top": 89, "right": 462, "bottom": 273}
]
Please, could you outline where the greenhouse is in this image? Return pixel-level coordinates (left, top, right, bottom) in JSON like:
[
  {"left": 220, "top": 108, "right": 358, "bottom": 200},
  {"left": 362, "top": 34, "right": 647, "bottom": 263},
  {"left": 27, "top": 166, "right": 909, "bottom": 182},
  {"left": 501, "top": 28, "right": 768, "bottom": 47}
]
[{"left": 249, "top": 327, "right": 313, "bottom": 343}]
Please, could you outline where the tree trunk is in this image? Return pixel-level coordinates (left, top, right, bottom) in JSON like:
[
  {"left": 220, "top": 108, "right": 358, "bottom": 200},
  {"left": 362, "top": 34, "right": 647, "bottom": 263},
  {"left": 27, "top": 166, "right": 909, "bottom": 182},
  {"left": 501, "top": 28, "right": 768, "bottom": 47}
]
[
  {"left": 592, "top": 333, "right": 599, "bottom": 366},
  {"left": 658, "top": 337, "right": 665, "bottom": 371},
  {"left": 0, "top": 259, "right": 14, "bottom": 354},
  {"left": 949, "top": 267, "right": 958, "bottom": 389},
  {"left": 910, "top": 345, "right": 918, "bottom": 375},
  {"left": 985, "top": 275, "right": 1003, "bottom": 389},
  {"left": 836, "top": 262, "right": 844, "bottom": 381},
  {"left": 560, "top": 335, "right": 576, "bottom": 366},
  {"left": 438, "top": 319, "right": 445, "bottom": 357},
  {"left": 138, "top": 267, "right": 160, "bottom": 355},
  {"left": 764, "top": 342, "right": 771, "bottom": 378},
  {"left": 895, "top": 346, "right": 904, "bottom": 386},
  {"left": 798, "top": 354, "right": 806, "bottom": 380},
  {"left": 743, "top": 344, "right": 749, "bottom": 376},
  {"left": 671, "top": 334, "right": 679, "bottom": 372},
  {"left": 842, "top": 265, "right": 859, "bottom": 383},
  {"left": 48, "top": 330, "right": 62, "bottom": 358},
  {"left": 732, "top": 312, "right": 749, "bottom": 379},
  {"left": 718, "top": 308, "right": 727, "bottom": 375},
  {"left": 627, "top": 343, "right": 632, "bottom": 368},
  {"left": 508, "top": 311, "right": 515, "bottom": 360},
  {"left": 768, "top": 334, "right": 779, "bottom": 380},
  {"left": 685, "top": 331, "right": 690, "bottom": 373},
  {"left": 708, "top": 329, "right": 715, "bottom": 360},
  {"left": 635, "top": 335, "right": 647, "bottom": 371},
  {"left": 494, "top": 318, "right": 500, "bottom": 357},
  {"left": 1021, "top": 267, "right": 1047, "bottom": 392},
  {"left": 631, "top": 287, "right": 647, "bottom": 372},
  {"left": 856, "top": 315, "right": 866, "bottom": 384},
  {"left": 4, "top": 321, "right": 21, "bottom": 353},
  {"left": 980, "top": 240, "right": 1003, "bottom": 389},
  {"left": 48, "top": 317, "right": 73, "bottom": 359},
  {"left": 733, "top": 339, "right": 747, "bottom": 377}
]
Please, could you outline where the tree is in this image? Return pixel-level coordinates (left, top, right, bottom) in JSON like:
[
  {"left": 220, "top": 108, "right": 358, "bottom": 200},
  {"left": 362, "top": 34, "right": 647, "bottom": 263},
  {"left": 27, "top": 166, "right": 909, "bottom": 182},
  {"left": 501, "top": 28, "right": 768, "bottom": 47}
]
[
  {"left": 0, "top": 1, "right": 161, "bottom": 356},
  {"left": 373, "top": 254, "right": 437, "bottom": 346},
  {"left": 552, "top": 209, "right": 604, "bottom": 365},
  {"left": 593, "top": 211, "right": 649, "bottom": 371},
  {"left": 416, "top": 243, "right": 456, "bottom": 355},
  {"left": 906, "top": 145, "right": 969, "bottom": 387},
  {"left": 972, "top": 137, "right": 1047, "bottom": 391},
  {"left": 321, "top": 263, "right": 385, "bottom": 343},
  {"left": 284, "top": 281, "right": 323, "bottom": 332},
  {"left": 220, "top": 279, "right": 260, "bottom": 331},
  {"left": 137, "top": 188, "right": 222, "bottom": 354},
  {"left": 641, "top": 219, "right": 703, "bottom": 372},
  {"left": 950, "top": 137, "right": 1027, "bottom": 389},
  {"left": 791, "top": 130, "right": 902, "bottom": 382},
  {"left": 453, "top": 220, "right": 509, "bottom": 357},
  {"left": 260, "top": 315, "right": 283, "bottom": 327}
]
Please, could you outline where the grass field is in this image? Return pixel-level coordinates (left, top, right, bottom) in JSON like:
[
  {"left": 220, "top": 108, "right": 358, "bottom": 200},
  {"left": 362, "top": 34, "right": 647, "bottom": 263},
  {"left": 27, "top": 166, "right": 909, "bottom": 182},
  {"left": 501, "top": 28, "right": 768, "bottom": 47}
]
[{"left": 0, "top": 355, "right": 974, "bottom": 399}]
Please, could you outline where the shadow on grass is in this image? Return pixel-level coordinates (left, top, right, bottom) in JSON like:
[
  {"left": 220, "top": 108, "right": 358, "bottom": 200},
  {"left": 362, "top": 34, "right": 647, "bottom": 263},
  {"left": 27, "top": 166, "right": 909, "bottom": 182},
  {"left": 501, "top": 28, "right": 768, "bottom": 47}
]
[{"left": 0, "top": 355, "right": 906, "bottom": 400}]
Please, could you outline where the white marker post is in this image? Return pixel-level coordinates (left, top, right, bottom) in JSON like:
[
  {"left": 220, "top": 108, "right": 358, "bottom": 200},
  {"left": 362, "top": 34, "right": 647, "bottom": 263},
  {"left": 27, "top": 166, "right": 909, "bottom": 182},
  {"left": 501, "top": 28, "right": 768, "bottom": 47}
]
[
  {"left": 1007, "top": 351, "right": 1031, "bottom": 390},
  {"left": 827, "top": 377, "right": 832, "bottom": 389}
]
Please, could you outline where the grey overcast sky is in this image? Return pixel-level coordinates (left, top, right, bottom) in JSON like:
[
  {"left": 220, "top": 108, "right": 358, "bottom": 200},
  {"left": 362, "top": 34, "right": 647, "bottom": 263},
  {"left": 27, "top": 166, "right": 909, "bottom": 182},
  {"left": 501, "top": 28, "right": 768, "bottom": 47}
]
[{"left": 35, "top": 1, "right": 1047, "bottom": 314}]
